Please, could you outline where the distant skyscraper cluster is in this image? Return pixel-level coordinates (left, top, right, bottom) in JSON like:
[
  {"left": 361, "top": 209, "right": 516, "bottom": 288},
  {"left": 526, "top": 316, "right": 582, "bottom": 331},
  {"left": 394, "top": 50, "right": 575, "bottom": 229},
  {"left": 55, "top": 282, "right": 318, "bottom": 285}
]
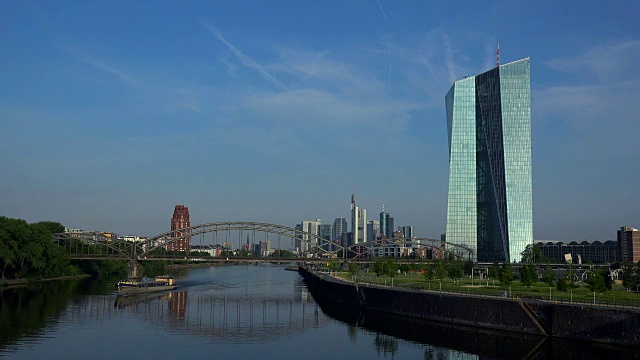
[
  {"left": 293, "top": 190, "right": 415, "bottom": 255},
  {"left": 444, "top": 58, "right": 533, "bottom": 263}
]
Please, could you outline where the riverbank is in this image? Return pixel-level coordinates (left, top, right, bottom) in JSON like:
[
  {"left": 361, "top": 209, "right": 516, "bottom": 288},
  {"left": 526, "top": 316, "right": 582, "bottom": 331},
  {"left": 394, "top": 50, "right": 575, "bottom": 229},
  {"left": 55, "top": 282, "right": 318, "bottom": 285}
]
[
  {"left": 0, "top": 274, "right": 92, "bottom": 288},
  {"left": 299, "top": 266, "right": 640, "bottom": 347}
]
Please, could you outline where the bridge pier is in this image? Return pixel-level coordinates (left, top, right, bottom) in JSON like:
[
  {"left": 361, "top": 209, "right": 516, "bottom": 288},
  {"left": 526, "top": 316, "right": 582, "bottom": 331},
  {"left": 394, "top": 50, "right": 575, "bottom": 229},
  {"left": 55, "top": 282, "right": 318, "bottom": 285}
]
[{"left": 127, "top": 260, "right": 142, "bottom": 279}]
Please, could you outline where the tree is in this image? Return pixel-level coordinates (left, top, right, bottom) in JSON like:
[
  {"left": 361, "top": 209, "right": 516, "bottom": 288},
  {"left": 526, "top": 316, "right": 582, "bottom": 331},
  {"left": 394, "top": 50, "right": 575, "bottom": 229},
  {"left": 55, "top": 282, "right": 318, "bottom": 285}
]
[
  {"left": 541, "top": 264, "right": 556, "bottom": 287},
  {"left": 621, "top": 263, "right": 633, "bottom": 289},
  {"left": 328, "top": 261, "right": 340, "bottom": 272},
  {"left": 348, "top": 262, "right": 359, "bottom": 277},
  {"left": 520, "top": 244, "right": 547, "bottom": 264},
  {"left": 385, "top": 259, "right": 398, "bottom": 278},
  {"left": 600, "top": 268, "right": 612, "bottom": 290},
  {"left": 556, "top": 278, "right": 568, "bottom": 292},
  {"left": 519, "top": 264, "right": 537, "bottom": 287},
  {"left": 373, "top": 258, "right": 386, "bottom": 277},
  {"left": 634, "top": 261, "right": 640, "bottom": 291},
  {"left": 447, "top": 263, "right": 463, "bottom": 285},
  {"left": 500, "top": 263, "right": 515, "bottom": 286},
  {"left": 463, "top": 259, "right": 474, "bottom": 276},
  {"left": 435, "top": 262, "right": 447, "bottom": 281},
  {"left": 488, "top": 262, "right": 500, "bottom": 285},
  {"left": 566, "top": 263, "right": 577, "bottom": 288},
  {"left": 423, "top": 263, "right": 434, "bottom": 281},
  {"left": 586, "top": 271, "right": 607, "bottom": 293}
]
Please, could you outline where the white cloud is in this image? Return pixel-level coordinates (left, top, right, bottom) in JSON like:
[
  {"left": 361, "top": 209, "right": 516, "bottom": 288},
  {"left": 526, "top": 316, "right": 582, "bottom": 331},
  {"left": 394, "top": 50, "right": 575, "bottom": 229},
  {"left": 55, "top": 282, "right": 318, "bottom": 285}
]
[
  {"left": 200, "top": 20, "right": 289, "bottom": 91},
  {"left": 545, "top": 39, "right": 640, "bottom": 83}
]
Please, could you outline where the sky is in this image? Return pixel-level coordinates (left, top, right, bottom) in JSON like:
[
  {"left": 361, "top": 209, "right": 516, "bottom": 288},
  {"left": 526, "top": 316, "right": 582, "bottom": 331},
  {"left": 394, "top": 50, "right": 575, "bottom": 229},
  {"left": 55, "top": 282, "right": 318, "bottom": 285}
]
[{"left": 1, "top": 1, "right": 639, "bottom": 241}]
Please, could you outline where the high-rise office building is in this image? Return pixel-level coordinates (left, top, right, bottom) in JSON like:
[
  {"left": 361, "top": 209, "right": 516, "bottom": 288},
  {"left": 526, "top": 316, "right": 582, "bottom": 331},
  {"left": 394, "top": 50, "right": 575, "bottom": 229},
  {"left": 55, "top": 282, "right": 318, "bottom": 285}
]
[
  {"left": 618, "top": 226, "right": 640, "bottom": 263},
  {"left": 399, "top": 225, "right": 414, "bottom": 239},
  {"left": 169, "top": 205, "right": 190, "bottom": 252},
  {"left": 351, "top": 192, "right": 366, "bottom": 246},
  {"left": 332, "top": 217, "right": 348, "bottom": 243},
  {"left": 300, "top": 219, "right": 321, "bottom": 253},
  {"left": 366, "top": 220, "right": 380, "bottom": 242},
  {"left": 319, "top": 224, "right": 332, "bottom": 250},
  {"left": 379, "top": 209, "right": 394, "bottom": 240},
  {"left": 445, "top": 58, "right": 533, "bottom": 263}
]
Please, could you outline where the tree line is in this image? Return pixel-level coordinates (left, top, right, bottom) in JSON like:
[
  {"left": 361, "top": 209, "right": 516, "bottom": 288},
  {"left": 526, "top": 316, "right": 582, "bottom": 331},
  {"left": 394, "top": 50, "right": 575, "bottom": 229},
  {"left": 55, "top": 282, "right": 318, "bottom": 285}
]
[{"left": 0, "top": 216, "right": 77, "bottom": 280}]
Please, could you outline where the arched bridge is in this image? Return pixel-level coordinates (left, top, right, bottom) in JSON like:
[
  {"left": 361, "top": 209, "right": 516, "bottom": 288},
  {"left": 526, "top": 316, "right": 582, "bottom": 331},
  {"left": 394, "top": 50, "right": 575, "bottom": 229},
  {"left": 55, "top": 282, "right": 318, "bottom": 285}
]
[{"left": 54, "top": 221, "right": 473, "bottom": 261}]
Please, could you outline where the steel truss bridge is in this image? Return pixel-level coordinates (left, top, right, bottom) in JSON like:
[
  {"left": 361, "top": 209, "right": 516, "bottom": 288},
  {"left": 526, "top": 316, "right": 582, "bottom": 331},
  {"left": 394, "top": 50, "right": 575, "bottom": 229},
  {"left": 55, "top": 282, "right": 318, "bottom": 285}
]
[{"left": 54, "top": 221, "right": 474, "bottom": 261}]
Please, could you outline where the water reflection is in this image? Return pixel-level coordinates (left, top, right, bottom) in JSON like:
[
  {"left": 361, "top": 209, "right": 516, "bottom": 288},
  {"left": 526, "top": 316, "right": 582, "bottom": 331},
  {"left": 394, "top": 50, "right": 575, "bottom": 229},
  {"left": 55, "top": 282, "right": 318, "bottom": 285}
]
[
  {"left": 3, "top": 267, "right": 640, "bottom": 359},
  {"left": 307, "top": 287, "right": 640, "bottom": 359}
]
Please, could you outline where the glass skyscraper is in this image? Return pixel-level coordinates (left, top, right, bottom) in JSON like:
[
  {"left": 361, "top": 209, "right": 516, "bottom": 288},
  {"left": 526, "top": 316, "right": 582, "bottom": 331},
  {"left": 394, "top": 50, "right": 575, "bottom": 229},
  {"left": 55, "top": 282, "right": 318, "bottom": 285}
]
[{"left": 445, "top": 58, "right": 532, "bottom": 263}]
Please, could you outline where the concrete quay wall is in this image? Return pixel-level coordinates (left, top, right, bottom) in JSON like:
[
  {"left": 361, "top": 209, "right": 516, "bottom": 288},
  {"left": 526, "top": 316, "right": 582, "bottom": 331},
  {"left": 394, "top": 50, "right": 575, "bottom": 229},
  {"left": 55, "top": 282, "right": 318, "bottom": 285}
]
[{"left": 299, "top": 267, "right": 640, "bottom": 347}]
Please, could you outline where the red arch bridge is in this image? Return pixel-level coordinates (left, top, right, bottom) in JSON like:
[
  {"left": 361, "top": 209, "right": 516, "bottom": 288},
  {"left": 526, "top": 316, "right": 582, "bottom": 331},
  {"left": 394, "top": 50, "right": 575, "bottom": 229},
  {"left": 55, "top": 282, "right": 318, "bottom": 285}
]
[{"left": 54, "top": 221, "right": 474, "bottom": 262}]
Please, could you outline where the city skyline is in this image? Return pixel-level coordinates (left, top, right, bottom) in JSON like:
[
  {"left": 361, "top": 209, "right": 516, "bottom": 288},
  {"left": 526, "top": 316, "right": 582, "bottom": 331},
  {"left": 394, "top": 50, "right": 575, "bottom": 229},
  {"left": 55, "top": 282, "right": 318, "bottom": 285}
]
[{"left": 1, "top": 2, "right": 639, "bottom": 241}]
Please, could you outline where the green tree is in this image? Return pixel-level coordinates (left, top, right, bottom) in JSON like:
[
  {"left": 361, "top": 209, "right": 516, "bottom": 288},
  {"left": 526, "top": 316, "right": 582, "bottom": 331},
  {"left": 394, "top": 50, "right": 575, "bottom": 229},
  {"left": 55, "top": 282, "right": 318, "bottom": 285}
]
[
  {"left": 556, "top": 278, "right": 568, "bottom": 292},
  {"left": 520, "top": 244, "right": 547, "bottom": 264},
  {"left": 566, "top": 263, "right": 577, "bottom": 288},
  {"left": 0, "top": 217, "right": 29, "bottom": 278},
  {"left": 586, "top": 271, "right": 607, "bottom": 293},
  {"left": 348, "top": 262, "right": 359, "bottom": 277},
  {"left": 423, "top": 263, "right": 434, "bottom": 281},
  {"left": 328, "top": 261, "right": 340, "bottom": 272},
  {"left": 621, "top": 262, "right": 633, "bottom": 289},
  {"left": 519, "top": 264, "right": 537, "bottom": 287},
  {"left": 463, "top": 259, "right": 474, "bottom": 276},
  {"left": 634, "top": 261, "right": 640, "bottom": 291},
  {"left": 500, "top": 263, "right": 515, "bottom": 286},
  {"left": 488, "top": 262, "right": 500, "bottom": 285},
  {"left": 600, "top": 268, "right": 612, "bottom": 290},
  {"left": 373, "top": 258, "right": 386, "bottom": 277},
  {"left": 541, "top": 264, "right": 556, "bottom": 287},
  {"left": 434, "top": 262, "right": 447, "bottom": 281},
  {"left": 385, "top": 259, "right": 398, "bottom": 278},
  {"left": 447, "top": 262, "right": 463, "bottom": 284}
]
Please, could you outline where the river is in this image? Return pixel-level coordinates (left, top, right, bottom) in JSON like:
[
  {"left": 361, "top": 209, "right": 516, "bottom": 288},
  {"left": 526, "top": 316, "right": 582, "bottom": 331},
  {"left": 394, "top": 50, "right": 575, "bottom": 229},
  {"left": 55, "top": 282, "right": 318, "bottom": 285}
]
[{"left": 0, "top": 264, "right": 637, "bottom": 359}]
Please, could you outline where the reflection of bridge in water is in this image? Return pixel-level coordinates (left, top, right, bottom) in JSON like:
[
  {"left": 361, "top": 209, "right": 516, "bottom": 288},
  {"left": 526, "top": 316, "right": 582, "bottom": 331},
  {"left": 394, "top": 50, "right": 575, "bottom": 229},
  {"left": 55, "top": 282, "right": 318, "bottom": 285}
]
[{"left": 63, "top": 287, "right": 325, "bottom": 342}]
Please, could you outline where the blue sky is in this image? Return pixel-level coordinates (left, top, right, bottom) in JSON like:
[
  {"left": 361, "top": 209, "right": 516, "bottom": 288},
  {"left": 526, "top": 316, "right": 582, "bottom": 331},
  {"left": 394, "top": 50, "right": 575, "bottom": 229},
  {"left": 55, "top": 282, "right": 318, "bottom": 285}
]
[{"left": 1, "top": 1, "right": 638, "bottom": 241}]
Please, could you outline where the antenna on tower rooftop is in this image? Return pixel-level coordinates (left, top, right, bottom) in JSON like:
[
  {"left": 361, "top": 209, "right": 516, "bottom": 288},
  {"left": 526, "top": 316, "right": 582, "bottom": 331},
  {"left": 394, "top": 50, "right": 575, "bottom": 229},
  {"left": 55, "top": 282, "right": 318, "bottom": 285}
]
[{"left": 496, "top": 42, "right": 500, "bottom": 67}]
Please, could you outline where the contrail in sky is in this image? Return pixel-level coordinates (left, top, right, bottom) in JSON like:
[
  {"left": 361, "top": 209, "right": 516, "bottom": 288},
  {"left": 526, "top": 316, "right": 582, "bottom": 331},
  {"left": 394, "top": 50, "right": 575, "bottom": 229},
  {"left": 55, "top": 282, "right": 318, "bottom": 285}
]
[
  {"left": 200, "top": 20, "right": 289, "bottom": 91},
  {"left": 376, "top": 0, "right": 388, "bottom": 21}
]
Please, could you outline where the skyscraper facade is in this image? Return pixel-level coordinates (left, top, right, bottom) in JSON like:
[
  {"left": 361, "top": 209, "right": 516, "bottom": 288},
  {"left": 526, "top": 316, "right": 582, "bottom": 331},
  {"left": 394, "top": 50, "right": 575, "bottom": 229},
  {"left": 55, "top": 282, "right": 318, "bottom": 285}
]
[
  {"left": 319, "top": 224, "right": 332, "bottom": 250},
  {"left": 366, "top": 220, "right": 380, "bottom": 242},
  {"left": 445, "top": 58, "right": 533, "bottom": 263},
  {"left": 617, "top": 226, "right": 640, "bottom": 263},
  {"left": 169, "top": 205, "right": 190, "bottom": 252},
  {"left": 398, "top": 225, "right": 414, "bottom": 239},
  {"left": 351, "top": 192, "right": 366, "bottom": 246},
  {"left": 332, "top": 217, "right": 347, "bottom": 243}
]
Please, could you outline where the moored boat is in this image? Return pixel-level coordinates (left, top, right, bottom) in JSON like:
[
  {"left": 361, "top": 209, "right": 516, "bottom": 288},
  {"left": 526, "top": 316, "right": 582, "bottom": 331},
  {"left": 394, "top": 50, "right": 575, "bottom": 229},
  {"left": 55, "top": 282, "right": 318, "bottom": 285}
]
[{"left": 116, "top": 275, "right": 176, "bottom": 296}]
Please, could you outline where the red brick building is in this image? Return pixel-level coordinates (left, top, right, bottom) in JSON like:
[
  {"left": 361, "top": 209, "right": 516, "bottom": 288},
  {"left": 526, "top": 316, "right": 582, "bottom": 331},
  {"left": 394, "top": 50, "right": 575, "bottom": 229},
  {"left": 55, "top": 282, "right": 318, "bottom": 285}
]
[
  {"left": 618, "top": 226, "right": 640, "bottom": 263},
  {"left": 168, "top": 205, "right": 190, "bottom": 252}
]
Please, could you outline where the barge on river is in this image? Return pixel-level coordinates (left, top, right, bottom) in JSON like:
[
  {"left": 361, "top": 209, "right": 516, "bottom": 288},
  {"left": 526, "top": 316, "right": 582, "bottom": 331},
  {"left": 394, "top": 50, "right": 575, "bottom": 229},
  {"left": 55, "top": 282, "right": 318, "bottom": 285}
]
[{"left": 116, "top": 275, "right": 176, "bottom": 296}]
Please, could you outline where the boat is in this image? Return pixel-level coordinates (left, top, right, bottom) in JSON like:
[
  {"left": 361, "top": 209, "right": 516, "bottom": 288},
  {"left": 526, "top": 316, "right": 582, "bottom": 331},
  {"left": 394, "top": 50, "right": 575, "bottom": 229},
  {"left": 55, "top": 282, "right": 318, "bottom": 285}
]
[
  {"left": 284, "top": 265, "right": 299, "bottom": 271},
  {"left": 116, "top": 275, "right": 176, "bottom": 296}
]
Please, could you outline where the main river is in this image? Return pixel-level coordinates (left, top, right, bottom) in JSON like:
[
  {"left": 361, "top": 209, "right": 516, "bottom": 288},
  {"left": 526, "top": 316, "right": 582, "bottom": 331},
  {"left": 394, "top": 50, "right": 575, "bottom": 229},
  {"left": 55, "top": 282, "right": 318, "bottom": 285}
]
[{"left": 1, "top": 264, "right": 638, "bottom": 359}]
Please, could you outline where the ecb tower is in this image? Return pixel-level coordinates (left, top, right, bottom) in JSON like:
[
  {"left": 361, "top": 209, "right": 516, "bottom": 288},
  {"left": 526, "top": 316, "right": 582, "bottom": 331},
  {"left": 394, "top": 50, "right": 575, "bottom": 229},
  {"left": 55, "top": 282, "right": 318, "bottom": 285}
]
[{"left": 445, "top": 58, "right": 533, "bottom": 263}]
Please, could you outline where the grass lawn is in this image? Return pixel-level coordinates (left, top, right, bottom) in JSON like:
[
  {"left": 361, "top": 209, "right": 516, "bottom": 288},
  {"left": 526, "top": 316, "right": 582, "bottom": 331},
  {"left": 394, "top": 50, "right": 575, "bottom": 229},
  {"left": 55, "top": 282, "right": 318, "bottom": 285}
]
[{"left": 333, "top": 271, "right": 640, "bottom": 308}]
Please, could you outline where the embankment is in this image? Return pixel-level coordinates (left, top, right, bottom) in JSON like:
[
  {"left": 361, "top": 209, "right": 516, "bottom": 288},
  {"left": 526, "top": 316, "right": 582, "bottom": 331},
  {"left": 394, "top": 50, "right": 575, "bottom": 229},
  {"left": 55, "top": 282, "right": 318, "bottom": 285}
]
[{"left": 299, "top": 267, "right": 640, "bottom": 347}]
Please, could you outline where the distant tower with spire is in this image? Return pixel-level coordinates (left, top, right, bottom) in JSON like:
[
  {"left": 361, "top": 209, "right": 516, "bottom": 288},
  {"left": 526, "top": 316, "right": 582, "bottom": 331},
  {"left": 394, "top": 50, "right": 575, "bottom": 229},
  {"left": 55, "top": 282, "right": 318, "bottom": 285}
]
[{"left": 350, "top": 187, "right": 366, "bottom": 246}]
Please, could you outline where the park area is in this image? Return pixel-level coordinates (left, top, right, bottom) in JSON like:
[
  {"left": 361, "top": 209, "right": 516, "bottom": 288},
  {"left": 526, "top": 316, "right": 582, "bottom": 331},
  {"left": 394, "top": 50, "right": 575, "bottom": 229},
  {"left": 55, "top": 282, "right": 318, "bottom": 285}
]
[{"left": 327, "top": 258, "right": 640, "bottom": 308}]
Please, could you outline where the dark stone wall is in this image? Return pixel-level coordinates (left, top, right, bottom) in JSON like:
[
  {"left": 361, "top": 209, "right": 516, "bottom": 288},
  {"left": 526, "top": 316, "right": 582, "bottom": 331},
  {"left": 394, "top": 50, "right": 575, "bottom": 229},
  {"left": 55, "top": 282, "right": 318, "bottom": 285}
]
[
  {"left": 360, "top": 285, "right": 544, "bottom": 335},
  {"left": 300, "top": 267, "right": 640, "bottom": 347},
  {"left": 520, "top": 298, "right": 640, "bottom": 346}
]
